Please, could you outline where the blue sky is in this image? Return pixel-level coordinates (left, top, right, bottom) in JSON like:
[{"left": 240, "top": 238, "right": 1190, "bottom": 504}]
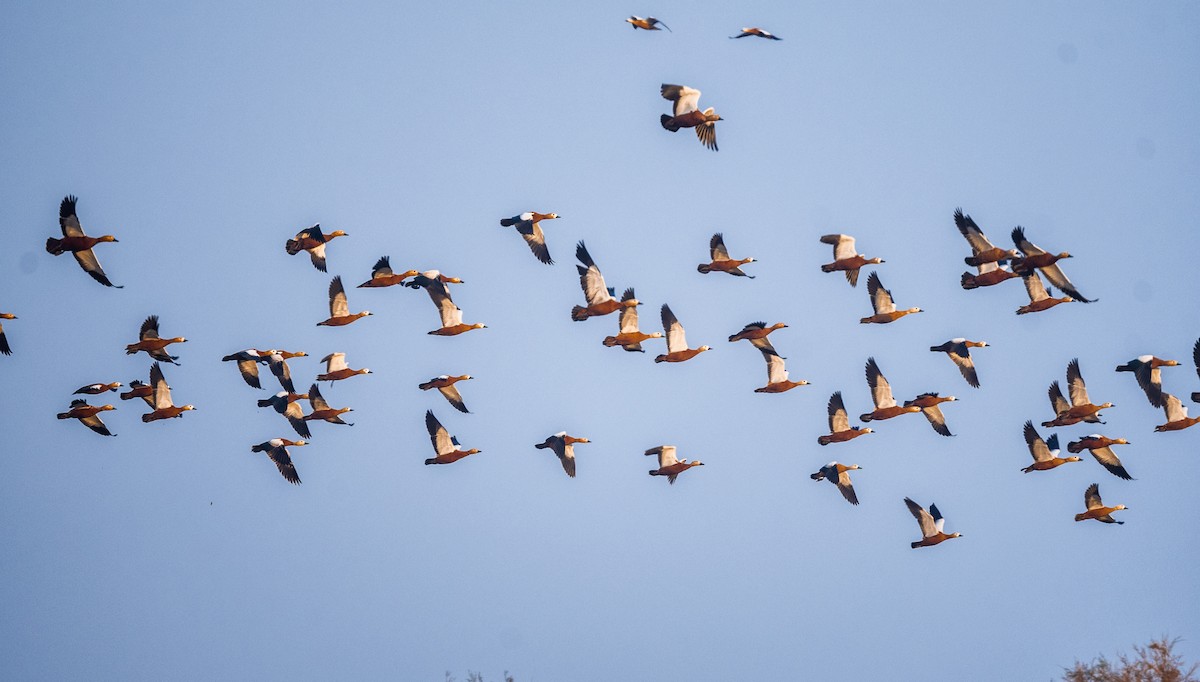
[{"left": 2, "top": 1, "right": 1198, "bottom": 680}]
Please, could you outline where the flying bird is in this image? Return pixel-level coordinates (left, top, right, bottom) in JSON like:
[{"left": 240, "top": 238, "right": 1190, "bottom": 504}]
[
  {"left": 861, "top": 272, "right": 922, "bottom": 324},
  {"left": 257, "top": 391, "right": 312, "bottom": 439},
  {"left": 572, "top": 241, "right": 638, "bottom": 321},
  {"left": 1067, "top": 435, "right": 1132, "bottom": 480},
  {"left": 929, "top": 339, "right": 987, "bottom": 388},
  {"left": 817, "top": 392, "right": 873, "bottom": 445},
  {"left": 954, "top": 209, "right": 1018, "bottom": 266},
  {"left": 285, "top": 224, "right": 347, "bottom": 272},
  {"left": 903, "top": 393, "right": 957, "bottom": 437},
  {"left": 73, "top": 382, "right": 122, "bottom": 395},
  {"left": 626, "top": 15, "right": 669, "bottom": 31},
  {"left": 1011, "top": 226, "right": 1093, "bottom": 303},
  {"left": 811, "top": 462, "right": 860, "bottom": 505},
  {"left": 904, "top": 498, "right": 962, "bottom": 548},
  {"left": 222, "top": 349, "right": 274, "bottom": 389},
  {"left": 419, "top": 278, "right": 485, "bottom": 336},
  {"left": 317, "top": 276, "right": 372, "bottom": 327},
  {"left": 317, "top": 352, "right": 372, "bottom": 383},
  {"left": 660, "top": 84, "right": 721, "bottom": 151},
  {"left": 266, "top": 350, "right": 306, "bottom": 393},
  {"left": 1020, "top": 421, "right": 1080, "bottom": 473},
  {"left": 142, "top": 362, "right": 196, "bottom": 423},
  {"left": 819, "top": 234, "right": 882, "bottom": 287},
  {"left": 1016, "top": 271, "right": 1073, "bottom": 315},
  {"left": 424, "top": 410, "right": 481, "bottom": 465},
  {"left": 602, "top": 288, "right": 662, "bottom": 353},
  {"left": 697, "top": 233, "right": 756, "bottom": 278},
  {"left": 120, "top": 378, "right": 155, "bottom": 409},
  {"left": 1155, "top": 393, "right": 1200, "bottom": 432},
  {"left": 730, "top": 27, "right": 781, "bottom": 40},
  {"left": 1074, "top": 483, "right": 1127, "bottom": 524},
  {"left": 501, "top": 212, "right": 560, "bottom": 265},
  {"left": 536, "top": 433, "right": 591, "bottom": 478},
  {"left": 1115, "top": 355, "right": 1178, "bottom": 409},
  {"left": 1043, "top": 359, "right": 1113, "bottom": 427},
  {"left": 303, "top": 383, "right": 353, "bottom": 426},
  {"left": 0, "top": 313, "right": 16, "bottom": 355},
  {"left": 655, "top": 304, "right": 710, "bottom": 364},
  {"left": 357, "top": 256, "right": 418, "bottom": 288},
  {"left": 728, "top": 322, "right": 786, "bottom": 357},
  {"left": 645, "top": 445, "right": 703, "bottom": 484},
  {"left": 418, "top": 374, "right": 472, "bottom": 414},
  {"left": 46, "top": 195, "right": 121, "bottom": 287},
  {"left": 860, "top": 357, "right": 921, "bottom": 422},
  {"left": 754, "top": 348, "right": 809, "bottom": 394},
  {"left": 251, "top": 439, "right": 307, "bottom": 485},
  {"left": 125, "top": 315, "right": 186, "bottom": 365},
  {"left": 57, "top": 400, "right": 116, "bottom": 436}
]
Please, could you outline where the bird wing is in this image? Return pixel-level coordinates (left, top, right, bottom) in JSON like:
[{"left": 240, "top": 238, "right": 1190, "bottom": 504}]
[
  {"left": 617, "top": 288, "right": 639, "bottom": 334},
  {"left": 661, "top": 304, "right": 688, "bottom": 353},
  {"left": 328, "top": 276, "right": 350, "bottom": 318},
  {"left": 661, "top": 84, "right": 700, "bottom": 115},
  {"left": 425, "top": 280, "right": 461, "bottom": 327},
  {"left": 931, "top": 504, "right": 946, "bottom": 532},
  {"left": 905, "top": 498, "right": 937, "bottom": 538},
  {"left": 1090, "top": 446, "right": 1132, "bottom": 481},
  {"left": 150, "top": 362, "right": 173, "bottom": 409},
  {"left": 0, "top": 324, "right": 9, "bottom": 356},
  {"left": 1134, "top": 363, "right": 1165, "bottom": 408},
  {"left": 1194, "top": 338, "right": 1200, "bottom": 383},
  {"left": 820, "top": 234, "right": 856, "bottom": 261},
  {"left": 1066, "top": 358, "right": 1091, "bottom": 407},
  {"left": 695, "top": 118, "right": 718, "bottom": 151},
  {"left": 764, "top": 351, "right": 787, "bottom": 384},
  {"left": 438, "top": 385, "right": 469, "bottom": 414},
  {"left": 270, "top": 356, "right": 295, "bottom": 393},
  {"left": 1024, "top": 421, "right": 1051, "bottom": 462},
  {"left": 1022, "top": 272, "right": 1050, "bottom": 302},
  {"left": 945, "top": 344, "right": 980, "bottom": 388},
  {"left": 953, "top": 208, "right": 996, "bottom": 253},
  {"left": 645, "top": 445, "right": 678, "bottom": 468},
  {"left": 236, "top": 358, "right": 262, "bottom": 388},
  {"left": 865, "top": 357, "right": 896, "bottom": 408},
  {"left": 866, "top": 271, "right": 895, "bottom": 314},
  {"left": 80, "top": 413, "right": 114, "bottom": 436},
  {"left": 1163, "top": 393, "right": 1186, "bottom": 422},
  {"left": 1083, "top": 483, "right": 1103, "bottom": 510},
  {"left": 1040, "top": 263, "right": 1091, "bottom": 303},
  {"left": 709, "top": 233, "right": 730, "bottom": 260},
  {"left": 308, "top": 242, "right": 328, "bottom": 272},
  {"left": 520, "top": 221, "right": 553, "bottom": 264},
  {"left": 575, "top": 242, "right": 613, "bottom": 305},
  {"left": 426, "top": 410, "right": 454, "bottom": 455},
  {"left": 922, "top": 404, "right": 953, "bottom": 437},
  {"left": 1011, "top": 226, "right": 1045, "bottom": 256},
  {"left": 140, "top": 315, "right": 161, "bottom": 341},
  {"left": 836, "top": 469, "right": 859, "bottom": 505},
  {"left": 269, "top": 445, "right": 301, "bottom": 484},
  {"left": 828, "top": 392, "right": 850, "bottom": 432},
  {"left": 323, "top": 352, "right": 348, "bottom": 373},
  {"left": 1048, "top": 381, "right": 1071, "bottom": 416},
  {"left": 308, "top": 383, "right": 331, "bottom": 412},
  {"left": 371, "top": 255, "right": 393, "bottom": 278},
  {"left": 59, "top": 195, "right": 84, "bottom": 236},
  {"left": 559, "top": 444, "right": 576, "bottom": 478},
  {"left": 72, "top": 248, "right": 119, "bottom": 287}
]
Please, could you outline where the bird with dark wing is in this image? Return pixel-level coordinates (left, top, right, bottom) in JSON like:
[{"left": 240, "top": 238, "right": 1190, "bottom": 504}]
[
  {"left": 660, "top": 84, "right": 721, "bottom": 151},
  {"left": 697, "top": 233, "right": 756, "bottom": 278},
  {"left": 501, "top": 212, "right": 560, "bottom": 265},
  {"left": 285, "top": 224, "right": 347, "bottom": 272},
  {"left": 46, "top": 195, "right": 122, "bottom": 287},
  {"left": 125, "top": 315, "right": 186, "bottom": 364},
  {"left": 251, "top": 439, "right": 307, "bottom": 485}
]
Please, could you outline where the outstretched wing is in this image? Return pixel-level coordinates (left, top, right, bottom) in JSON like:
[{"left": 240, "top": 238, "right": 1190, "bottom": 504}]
[
  {"left": 661, "top": 84, "right": 701, "bottom": 115},
  {"left": 661, "top": 304, "right": 688, "bottom": 353},
  {"left": 904, "top": 498, "right": 937, "bottom": 538},
  {"left": 328, "top": 276, "right": 350, "bottom": 318},
  {"left": 865, "top": 357, "right": 896, "bottom": 408},
  {"left": 866, "top": 271, "right": 895, "bottom": 314},
  {"left": 828, "top": 392, "right": 850, "bottom": 432},
  {"left": 709, "top": 233, "right": 730, "bottom": 261}
]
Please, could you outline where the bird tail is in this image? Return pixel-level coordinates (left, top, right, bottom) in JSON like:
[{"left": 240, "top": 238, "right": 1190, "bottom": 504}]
[
  {"left": 500, "top": 217, "right": 518, "bottom": 227},
  {"left": 654, "top": 355, "right": 667, "bottom": 364},
  {"left": 1073, "top": 513, "right": 1087, "bottom": 522},
  {"left": 817, "top": 435, "right": 832, "bottom": 446},
  {"left": 964, "top": 255, "right": 981, "bottom": 267},
  {"left": 859, "top": 413, "right": 874, "bottom": 422},
  {"left": 56, "top": 411, "right": 71, "bottom": 419},
  {"left": 256, "top": 398, "right": 273, "bottom": 408},
  {"left": 810, "top": 471, "right": 825, "bottom": 481},
  {"left": 820, "top": 263, "right": 836, "bottom": 273},
  {"left": 660, "top": 114, "right": 680, "bottom": 132},
  {"left": 285, "top": 239, "right": 301, "bottom": 255},
  {"left": 911, "top": 541, "right": 923, "bottom": 549},
  {"left": 1021, "top": 465, "right": 1035, "bottom": 473},
  {"left": 251, "top": 443, "right": 268, "bottom": 452},
  {"left": 602, "top": 336, "right": 618, "bottom": 347},
  {"left": 697, "top": 263, "right": 711, "bottom": 274},
  {"left": 535, "top": 443, "right": 550, "bottom": 450},
  {"left": 45, "top": 237, "right": 64, "bottom": 254},
  {"left": 424, "top": 458, "right": 438, "bottom": 465},
  {"left": 960, "top": 272, "right": 979, "bottom": 290},
  {"left": 570, "top": 305, "right": 589, "bottom": 321},
  {"left": 141, "top": 413, "right": 156, "bottom": 423}
]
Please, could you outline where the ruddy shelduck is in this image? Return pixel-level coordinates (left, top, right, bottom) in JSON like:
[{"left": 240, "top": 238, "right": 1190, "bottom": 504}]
[
  {"left": 357, "top": 256, "right": 418, "bottom": 288},
  {"left": 905, "top": 498, "right": 962, "bottom": 548},
  {"left": 303, "top": 383, "right": 353, "bottom": 426},
  {"left": 572, "top": 241, "right": 638, "bottom": 321},
  {"left": 1115, "top": 355, "right": 1178, "bottom": 409},
  {"left": 811, "top": 462, "right": 860, "bottom": 505},
  {"left": 257, "top": 390, "right": 312, "bottom": 439},
  {"left": 57, "top": 399, "right": 116, "bottom": 436},
  {"left": 660, "top": 84, "right": 721, "bottom": 151},
  {"left": 645, "top": 445, "right": 703, "bottom": 484},
  {"left": 125, "top": 315, "right": 185, "bottom": 365},
  {"left": 1068, "top": 434, "right": 1132, "bottom": 480},
  {"left": 626, "top": 16, "right": 669, "bottom": 31},
  {"left": 731, "top": 27, "right": 781, "bottom": 40},
  {"left": 860, "top": 357, "right": 921, "bottom": 422},
  {"left": 536, "top": 433, "right": 591, "bottom": 478},
  {"left": 861, "top": 272, "right": 921, "bottom": 324},
  {"left": 0, "top": 313, "right": 15, "bottom": 355},
  {"left": 266, "top": 349, "right": 306, "bottom": 393},
  {"left": 817, "top": 392, "right": 872, "bottom": 445},
  {"left": 1043, "top": 359, "right": 1113, "bottom": 427},
  {"left": 754, "top": 349, "right": 809, "bottom": 394},
  {"left": 819, "top": 234, "right": 882, "bottom": 287},
  {"left": 728, "top": 321, "right": 786, "bottom": 357},
  {"left": 120, "top": 379, "right": 155, "bottom": 408},
  {"left": 286, "top": 224, "right": 347, "bottom": 273},
  {"left": 74, "top": 382, "right": 122, "bottom": 395},
  {"left": 1021, "top": 421, "right": 1080, "bottom": 473},
  {"left": 1156, "top": 393, "right": 1200, "bottom": 432},
  {"left": 955, "top": 208, "right": 1019, "bottom": 266},
  {"left": 419, "top": 278, "right": 485, "bottom": 336},
  {"left": 501, "top": 212, "right": 560, "bottom": 265},
  {"left": 929, "top": 338, "right": 987, "bottom": 388},
  {"left": 46, "top": 195, "right": 121, "bottom": 287},
  {"left": 317, "top": 352, "right": 371, "bottom": 383},
  {"left": 602, "top": 288, "right": 662, "bottom": 353},
  {"left": 655, "top": 304, "right": 710, "bottom": 364},
  {"left": 1011, "top": 226, "right": 1093, "bottom": 303},
  {"left": 318, "top": 276, "right": 372, "bottom": 327},
  {"left": 424, "top": 410, "right": 481, "bottom": 465},
  {"left": 697, "top": 233, "right": 755, "bottom": 278},
  {"left": 1075, "top": 483, "right": 1126, "bottom": 524},
  {"left": 251, "top": 439, "right": 307, "bottom": 485},
  {"left": 222, "top": 348, "right": 274, "bottom": 389},
  {"left": 418, "top": 374, "right": 472, "bottom": 414},
  {"left": 903, "top": 393, "right": 957, "bottom": 437},
  {"left": 142, "top": 362, "right": 196, "bottom": 423}
]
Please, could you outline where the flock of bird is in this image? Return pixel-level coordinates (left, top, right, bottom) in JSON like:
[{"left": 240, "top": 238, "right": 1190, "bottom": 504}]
[{"left": 8, "top": 15, "right": 1198, "bottom": 550}]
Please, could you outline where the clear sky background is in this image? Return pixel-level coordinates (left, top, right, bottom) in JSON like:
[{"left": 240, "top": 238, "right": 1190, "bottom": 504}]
[{"left": 2, "top": 1, "right": 1198, "bottom": 680}]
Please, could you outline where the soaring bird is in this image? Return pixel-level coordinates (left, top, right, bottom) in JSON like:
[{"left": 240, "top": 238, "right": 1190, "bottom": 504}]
[
  {"left": 625, "top": 15, "right": 669, "bottom": 31},
  {"left": 251, "top": 439, "right": 307, "bottom": 485},
  {"left": 728, "top": 322, "right": 786, "bottom": 357},
  {"left": 501, "top": 212, "right": 560, "bottom": 265},
  {"left": 1043, "top": 359, "right": 1113, "bottom": 427},
  {"left": 285, "top": 224, "right": 347, "bottom": 272},
  {"left": 418, "top": 374, "right": 472, "bottom": 414},
  {"left": 1156, "top": 393, "right": 1200, "bottom": 432},
  {"left": 645, "top": 445, "right": 703, "bottom": 484},
  {"left": 142, "top": 362, "right": 197, "bottom": 422},
  {"left": 317, "top": 276, "right": 372, "bottom": 327},
  {"left": 418, "top": 278, "right": 485, "bottom": 336},
  {"left": 266, "top": 350, "right": 306, "bottom": 393},
  {"left": 257, "top": 391, "right": 312, "bottom": 439},
  {"left": 0, "top": 312, "right": 16, "bottom": 355},
  {"left": 860, "top": 357, "right": 921, "bottom": 422},
  {"left": 861, "top": 272, "right": 922, "bottom": 324},
  {"left": 1115, "top": 355, "right": 1178, "bottom": 409},
  {"left": 929, "top": 339, "right": 987, "bottom": 389},
  {"left": 536, "top": 433, "right": 591, "bottom": 478},
  {"left": 660, "top": 84, "right": 721, "bottom": 151},
  {"left": 954, "top": 209, "right": 1018, "bottom": 266},
  {"left": 1020, "top": 421, "right": 1080, "bottom": 473},
  {"left": 811, "top": 462, "right": 860, "bottom": 505},
  {"left": 317, "top": 352, "right": 371, "bottom": 383},
  {"left": 655, "top": 304, "right": 710, "bottom": 364},
  {"left": 903, "top": 393, "right": 957, "bottom": 437},
  {"left": 817, "top": 392, "right": 872, "bottom": 445},
  {"left": 46, "top": 195, "right": 121, "bottom": 287},
  {"left": 1011, "top": 226, "right": 1093, "bottom": 303},
  {"left": 357, "top": 256, "right": 418, "bottom": 288},
  {"left": 730, "top": 27, "right": 781, "bottom": 40},
  {"left": 424, "top": 411, "right": 481, "bottom": 465},
  {"left": 73, "top": 382, "right": 122, "bottom": 395},
  {"left": 125, "top": 315, "right": 186, "bottom": 365},
  {"left": 57, "top": 400, "right": 116, "bottom": 436},
  {"left": 602, "top": 288, "right": 662, "bottom": 353},
  {"left": 303, "top": 383, "right": 353, "bottom": 426},
  {"left": 904, "top": 498, "right": 962, "bottom": 548},
  {"left": 819, "top": 234, "right": 882, "bottom": 287},
  {"left": 222, "top": 349, "right": 274, "bottom": 389},
  {"left": 1067, "top": 435, "right": 1132, "bottom": 480},
  {"left": 753, "top": 348, "right": 809, "bottom": 394},
  {"left": 1074, "top": 483, "right": 1126, "bottom": 524},
  {"left": 1016, "top": 271, "right": 1073, "bottom": 315},
  {"left": 697, "top": 233, "right": 756, "bottom": 278},
  {"left": 572, "top": 241, "right": 638, "bottom": 321}
]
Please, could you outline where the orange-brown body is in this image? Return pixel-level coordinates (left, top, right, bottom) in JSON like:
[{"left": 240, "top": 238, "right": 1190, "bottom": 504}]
[
  {"left": 571, "top": 300, "right": 627, "bottom": 321},
  {"left": 649, "top": 461, "right": 703, "bottom": 478},
  {"left": 654, "top": 348, "right": 708, "bottom": 364},
  {"left": 418, "top": 375, "right": 469, "bottom": 391},
  {"left": 817, "top": 428, "right": 872, "bottom": 446},
  {"left": 822, "top": 256, "right": 876, "bottom": 273},
  {"left": 961, "top": 269, "right": 1019, "bottom": 289},
  {"left": 860, "top": 405, "right": 921, "bottom": 422},
  {"left": 428, "top": 323, "right": 486, "bottom": 336},
  {"left": 317, "top": 312, "right": 371, "bottom": 327},
  {"left": 1067, "top": 436, "right": 1126, "bottom": 453},
  {"left": 425, "top": 449, "right": 480, "bottom": 465},
  {"left": 125, "top": 338, "right": 185, "bottom": 354},
  {"left": 604, "top": 331, "right": 659, "bottom": 347},
  {"left": 755, "top": 380, "right": 808, "bottom": 394},
  {"left": 1075, "top": 507, "right": 1125, "bottom": 522},
  {"left": 860, "top": 311, "right": 919, "bottom": 324},
  {"left": 143, "top": 406, "right": 193, "bottom": 422},
  {"left": 58, "top": 404, "right": 113, "bottom": 420},
  {"left": 1156, "top": 416, "right": 1200, "bottom": 432},
  {"left": 1017, "top": 297, "right": 1072, "bottom": 315},
  {"left": 1014, "top": 252, "right": 1069, "bottom": 273},
  {"left": 964, "top": 247, "right": 1017, "bottom": 267},
  {"left": 46, "top": 234, "right": 117, "bottom": 255},
  {"left": 700, "top": 259, "right": 754, "bottom": 274},
  {"left": 1022, "top": 457, "right": 1081, "bottom": 473},
  {"left": 317, "top": 368, "right": 370, "bottom": 382},
  {"left": 911, "top": 533, "right": 959, "bottom": 549},
  {"left": 728, "top": 323, "right": 785, "bottom": 342}
]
